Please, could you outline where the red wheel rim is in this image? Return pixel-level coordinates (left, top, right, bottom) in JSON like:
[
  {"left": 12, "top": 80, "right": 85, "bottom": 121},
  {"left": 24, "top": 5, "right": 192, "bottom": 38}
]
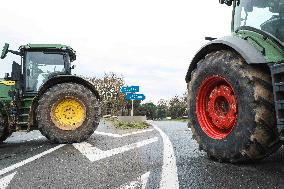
[{"left": 196, "top": 75, "right": 238, "bottom": 139}]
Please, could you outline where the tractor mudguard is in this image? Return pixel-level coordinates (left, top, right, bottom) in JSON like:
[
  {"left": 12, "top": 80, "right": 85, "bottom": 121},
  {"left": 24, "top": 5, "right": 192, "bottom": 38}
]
[
  {"left": 36, "top": 75, "right": 100, "bottom": 100},
  {"left": 28, "top": 75, "right": 100, "bottom": 129},
  {"left": 185, "top": 36, "right": 267, "bottom": 82}
]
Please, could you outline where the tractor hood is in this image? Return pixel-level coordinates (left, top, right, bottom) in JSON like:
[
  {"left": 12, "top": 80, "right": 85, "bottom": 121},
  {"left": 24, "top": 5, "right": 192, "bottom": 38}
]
[{"left": 0, "top": 79, "right": 16, "bottom": 101}]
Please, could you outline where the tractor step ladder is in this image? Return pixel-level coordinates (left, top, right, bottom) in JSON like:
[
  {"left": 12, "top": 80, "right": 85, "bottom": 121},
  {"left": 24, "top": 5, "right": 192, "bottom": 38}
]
[
  {"left": 270, "top": 63, "right": 284, "bottom": 141},
  {"left": 17, "top": 98, "right": 32, "bottom": 130},
  {"left": 17, "top": 108, "right": 29, "bottom": 130}
]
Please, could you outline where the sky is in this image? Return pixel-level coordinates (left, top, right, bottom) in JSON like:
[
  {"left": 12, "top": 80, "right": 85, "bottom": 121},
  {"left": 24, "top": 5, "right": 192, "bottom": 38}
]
[{"left": 0, "top": 0, "right": 232, "bottom": 103}]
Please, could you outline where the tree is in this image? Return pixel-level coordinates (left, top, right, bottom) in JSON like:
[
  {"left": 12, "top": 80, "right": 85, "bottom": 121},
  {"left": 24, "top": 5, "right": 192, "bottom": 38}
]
[
  {"left": 168, "top": 95, "right": 187, "bottom": 119},
  {"left": 87, "top": 72, "right": 126, "bottom": 116},
  {"left": 137, "top": 102, "right": 157, "bottom": 120},
  {"left": 156, "top": 99, "right": 168, "bottom": 119},
  {"left": 125, "top": 100, "right": 142, "bottom": 116}
]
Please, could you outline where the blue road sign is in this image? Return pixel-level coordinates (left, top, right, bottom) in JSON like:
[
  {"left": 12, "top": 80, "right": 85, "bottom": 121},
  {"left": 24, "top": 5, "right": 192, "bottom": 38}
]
[
  {"left": 121, "top": 86, "right": 139, "bottom": 93},
  {"left": 125, "top": 93, "right": 146, "bottom": 101}
]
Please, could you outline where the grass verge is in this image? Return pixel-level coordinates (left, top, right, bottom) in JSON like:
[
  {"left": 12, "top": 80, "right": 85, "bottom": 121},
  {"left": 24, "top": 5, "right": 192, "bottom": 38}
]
[{"left": 105, "top": 118, "right": 150, "bottom": 129}]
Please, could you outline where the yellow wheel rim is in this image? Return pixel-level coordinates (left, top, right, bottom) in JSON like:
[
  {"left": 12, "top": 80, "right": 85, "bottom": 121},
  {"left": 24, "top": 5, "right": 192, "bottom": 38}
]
[{"left": 51, "top": 97, "right": 86, "bottom": 130}]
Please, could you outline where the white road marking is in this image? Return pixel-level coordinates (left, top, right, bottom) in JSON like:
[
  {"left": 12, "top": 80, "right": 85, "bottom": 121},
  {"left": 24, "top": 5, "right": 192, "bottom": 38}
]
[
  {"left": 93, "top": 131, "right": 122, "bottom": 138},
  {"left": 93, "top": 129, "right": 154, "bottom": 138},
  {"left": 151, "top": 123, "right": 179, "bottom": 189},
  {"left": 0, "top": 172, "right": 16, "bottom": 189},
  {"left": 0, "top": 144, "right": 65, "bottom": 176},
  {"left": 118, "top": 171, "right": 150, "bottom": 189},
  {"left": 121, "top": 129, "right": 154, "bottom": 137},
  {"left": 73, "top": 137, "right": 158, "bottom": 162},
  {"left": 4, "top": 131, "right": 45, "bottom": 143},
  {"left": 141, "top": 171, "right": 150, "bottom": 189},
  {"left": 26, "top": 136, "right": 45, "bottom": 142}
]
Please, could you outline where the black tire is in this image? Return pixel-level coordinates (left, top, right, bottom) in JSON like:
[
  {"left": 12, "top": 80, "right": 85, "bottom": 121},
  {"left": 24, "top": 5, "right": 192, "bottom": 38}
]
[
  {"left": 188, "top": 50, "right": 281, "bottom": 162},
  {"left": 0, "top": 112, "right": 10, "bottom": 143},
  {"left": 36, "top": 83, "right": 100, "bottom": 143}
]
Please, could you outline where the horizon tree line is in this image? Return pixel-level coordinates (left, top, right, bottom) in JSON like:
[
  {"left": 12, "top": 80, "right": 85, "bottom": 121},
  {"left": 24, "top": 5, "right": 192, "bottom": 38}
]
[{"left": 86, "top": 72, "right": 187, "bottom": 119}]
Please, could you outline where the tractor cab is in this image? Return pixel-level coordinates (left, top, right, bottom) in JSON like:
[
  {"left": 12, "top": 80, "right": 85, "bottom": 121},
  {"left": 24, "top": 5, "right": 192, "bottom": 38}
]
[
  {"left": 222, "top": 0, "right": 284, "bottom": 43},
  {"left": 1, "top": 43, "right": 76, "bottom": 95}
]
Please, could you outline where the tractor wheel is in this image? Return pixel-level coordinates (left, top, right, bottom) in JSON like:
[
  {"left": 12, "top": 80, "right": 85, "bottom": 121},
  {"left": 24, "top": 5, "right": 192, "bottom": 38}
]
[
  {"left": 188, "top": 50, "right": 281, "bottom": 162},
  {"left": 0, "top": 111, "right": 10, "bottom": 143},
  {"left": 36, "top": 83, "right": 100, "bottom": 143}
]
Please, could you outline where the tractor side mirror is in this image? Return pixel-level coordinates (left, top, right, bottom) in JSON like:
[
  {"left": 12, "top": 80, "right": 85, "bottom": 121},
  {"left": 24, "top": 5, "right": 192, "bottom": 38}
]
[{"left": 1, "top": 43, "right": 9, "bottom": 59}]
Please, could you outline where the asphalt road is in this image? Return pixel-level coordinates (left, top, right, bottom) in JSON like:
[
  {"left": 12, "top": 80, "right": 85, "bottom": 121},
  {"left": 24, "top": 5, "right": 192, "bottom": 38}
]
[{"left": 0, "top": 121, "right": 284, "bottom": 189}]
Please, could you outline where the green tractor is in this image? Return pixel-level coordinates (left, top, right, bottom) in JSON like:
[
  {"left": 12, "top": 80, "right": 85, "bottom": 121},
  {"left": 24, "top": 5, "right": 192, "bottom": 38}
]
[
  {"left": 186, "top": 0, "right": 284, "bottom": 162},
  {"left": 0, "top": 43, "right": 100, "bottom": 143}
]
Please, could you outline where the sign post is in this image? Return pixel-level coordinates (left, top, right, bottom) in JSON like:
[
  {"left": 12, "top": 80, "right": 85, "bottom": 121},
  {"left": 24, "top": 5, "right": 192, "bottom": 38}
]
[
  {"left": 121, "top": 86, "right": 146, "bottom": 116},
  {"left": 131, "top": 100, "right": 134, "bottom": 116}
]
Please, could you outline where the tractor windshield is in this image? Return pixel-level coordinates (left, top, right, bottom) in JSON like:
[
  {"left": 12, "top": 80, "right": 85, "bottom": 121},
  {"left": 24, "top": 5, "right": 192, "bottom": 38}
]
[
  {"left": 234, "top": 0, "right": 284, "bottom": 43},
  {"left": 25, "top": 51, "right": 65, "bottom": 92}
]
